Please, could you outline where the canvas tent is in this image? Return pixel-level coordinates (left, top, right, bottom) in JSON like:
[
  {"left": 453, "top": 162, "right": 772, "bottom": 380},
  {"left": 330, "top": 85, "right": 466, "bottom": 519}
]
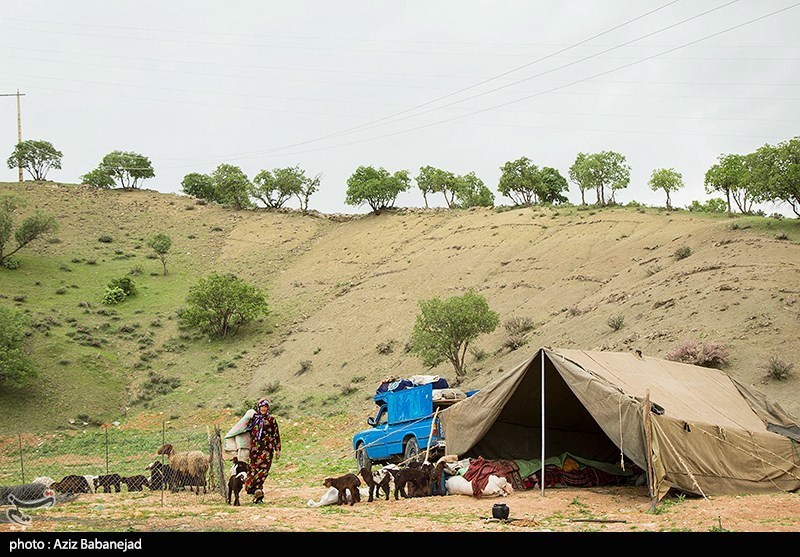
[{"left": 439, "top": 347, "right": 800, "bottom": 501}]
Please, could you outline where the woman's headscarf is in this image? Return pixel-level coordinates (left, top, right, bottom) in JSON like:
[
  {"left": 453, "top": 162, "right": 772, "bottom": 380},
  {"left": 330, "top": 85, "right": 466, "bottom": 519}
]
[{"left": 249, "top": 398, "right": 271, "bottom": 441}]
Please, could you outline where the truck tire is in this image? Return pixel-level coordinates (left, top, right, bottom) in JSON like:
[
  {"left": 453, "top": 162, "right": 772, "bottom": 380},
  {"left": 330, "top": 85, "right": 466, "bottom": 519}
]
[
  {"left": 355, "top": 441, "right": 372, "bottom": 471},
  {"left": 403, "top": 437, "right": 420, "bottom": 464}
]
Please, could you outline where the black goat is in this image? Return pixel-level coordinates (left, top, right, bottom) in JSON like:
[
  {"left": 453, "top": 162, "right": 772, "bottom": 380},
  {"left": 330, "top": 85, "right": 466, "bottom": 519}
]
[
  {"left": 146, "top": 461, "right": 175, "bottom": 491},
  {"left": 121, "top": 475, "right": 150, "bottom": 492},
  {"left": 227, "top": 457, "right": 249, "bottom": 506},
  {"left": 93, "top": 473, "right": 122, "bottom": 493}
]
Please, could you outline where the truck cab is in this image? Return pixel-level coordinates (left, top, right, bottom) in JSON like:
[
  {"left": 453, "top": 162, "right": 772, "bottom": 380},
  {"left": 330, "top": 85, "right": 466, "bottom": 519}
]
[{"left": 352, "top": 382, "right": 467, "bottom": 470}]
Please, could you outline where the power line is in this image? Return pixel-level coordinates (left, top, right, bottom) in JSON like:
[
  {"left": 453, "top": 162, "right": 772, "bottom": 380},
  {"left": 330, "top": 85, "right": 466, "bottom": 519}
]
[
  {"left": 191, "top": 0, "right": 747, "bottom": 161},
  {"left": 213, "top": 1, "right": 687, "bottom": 160},
  {"left": 219, "top": 1, "right": 799, "bottom": 163},
  {"left": 324, "top": 0, "right": 745, "bottom": 140}
]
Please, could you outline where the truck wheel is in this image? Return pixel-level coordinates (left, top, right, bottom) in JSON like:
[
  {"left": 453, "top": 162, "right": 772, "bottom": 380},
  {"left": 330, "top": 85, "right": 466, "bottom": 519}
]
[
  {"left": 403, "top": 437, "right": 420, "bottom": 464},
  {"left": 355, "top": 442, "right": 372, "bottom": 471}
]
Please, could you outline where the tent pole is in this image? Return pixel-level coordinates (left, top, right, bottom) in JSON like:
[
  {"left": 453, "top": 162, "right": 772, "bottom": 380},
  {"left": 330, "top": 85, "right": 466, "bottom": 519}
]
[
  {"left": 644, "top": 389, "right": 657, "bottom": 511},
  {"left": 540, "top": 348, "right": 545, "bottom": 496}
]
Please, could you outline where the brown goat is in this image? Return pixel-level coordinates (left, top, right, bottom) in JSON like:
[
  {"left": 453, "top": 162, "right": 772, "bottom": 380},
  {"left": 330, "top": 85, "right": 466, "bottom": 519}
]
[
  {"left": 323, "top": 473, "right": 361, "bottom": 506},
  {"left": 389, "top": 466, "right": 431, "bottom": 499}
]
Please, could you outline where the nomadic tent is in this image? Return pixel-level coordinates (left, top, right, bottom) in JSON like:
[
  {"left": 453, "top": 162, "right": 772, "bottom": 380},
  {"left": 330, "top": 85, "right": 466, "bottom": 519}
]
[{"left": 439, "top": 347, "right": 800, "bottom": 501}]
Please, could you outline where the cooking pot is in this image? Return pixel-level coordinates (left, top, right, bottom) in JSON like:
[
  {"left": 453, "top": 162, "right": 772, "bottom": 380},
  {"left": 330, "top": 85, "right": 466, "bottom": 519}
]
[{"left": 492, "top": 503, "right": 509, "bottom": 520}]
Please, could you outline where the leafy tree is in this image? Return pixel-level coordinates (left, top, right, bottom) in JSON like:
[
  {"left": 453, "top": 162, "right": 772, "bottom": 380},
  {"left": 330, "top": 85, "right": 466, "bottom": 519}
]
[
  {"left": 415, "top": 166, "right": 462, "bottom": 208},
  {"left": 211, "top": 164, "right": 252, "bottom": 210},
  {"left": 181, "top": 273, "right": 268, "bottom": 338},
  {"left": 409, "top": 290, "right": 499, "bottom": 385},
  {"left": 586, "top": 151, "right": 630, "bottom": 205},
  {"left": 568, "top": 153, "right": 593, "bottom": 205},
  {"left": 84, "top": 150, "right": 155, "bottom": 190},
  {"left": 704, "top": 153, "right": 754, "bottom": 215},
  {"left": 296, "top": 173, "right": 321, "bottom": 213},
  {"left": 251, "top": 166, "right": 305, "bottom": 209},
  {"left": 0, "top": 196, "right": 58, "bottom": 267},
  {"left": 345, "top": 165, "right": 410, "bottom": 213},
  {"left": 181, "top": 172, "right": 217, "bottom": 202},
  {"left": 81, "top": 168, "right": 115, "bottom": 189},
  {"left": 538, "top": 166, "right": 569, "bottom": 204},
  {"left": 455, "top": 172, "right": 494, "bottom": 208},
  {"left": 497, "top": 157, "right": 540, "bottom": 205},
  {"left": 0, "top": 305, "right": 36, "bottom": 387},
  {"left": 147, "top": 233, "right": 172, "bottom": 275},
  {"left": 415, "top": 165, "right": 440, "bottom": 208},
  {"left": 648, "top": 168, "right": 684, "bottom": 211},
  {"left": 752, "top": 137, "right": 800, "bottom": 217},
  {"left": 6, "top": 140, "right": 62, "bottom": 181}
]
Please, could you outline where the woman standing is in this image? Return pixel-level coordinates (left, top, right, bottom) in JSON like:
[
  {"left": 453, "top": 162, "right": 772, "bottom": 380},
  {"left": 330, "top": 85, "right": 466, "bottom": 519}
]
[{"left": 244, "top": 398, "right": 281, "bottom": 503}]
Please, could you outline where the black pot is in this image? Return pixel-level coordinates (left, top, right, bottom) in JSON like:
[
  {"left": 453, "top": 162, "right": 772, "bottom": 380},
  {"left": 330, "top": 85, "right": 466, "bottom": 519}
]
[{"left": 492, "top": 503, "right": 509, "bottom": 520}]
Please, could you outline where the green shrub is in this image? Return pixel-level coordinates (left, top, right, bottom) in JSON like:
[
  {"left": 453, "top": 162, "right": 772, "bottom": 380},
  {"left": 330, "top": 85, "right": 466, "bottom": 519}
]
[
  {"left": 102, "top": 286, "right": 127, "bottom": 305},
  {"left": 2, "top": 257, "right": 20, "bottom": 270},
  {"left": 98, "top": 235, "right": 113, "bottom": 243},
  {"left": 108, "top": 276, "right": 137, "bottom": 297},
  {"left": 607, "top": 315, "right": 624, "bottom": 331}
]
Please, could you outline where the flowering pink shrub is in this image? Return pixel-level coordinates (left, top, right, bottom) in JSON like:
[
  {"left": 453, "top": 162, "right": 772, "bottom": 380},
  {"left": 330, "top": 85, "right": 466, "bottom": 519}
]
[{"left": 665, "top": 338, "right": 730, "bottom": 369}]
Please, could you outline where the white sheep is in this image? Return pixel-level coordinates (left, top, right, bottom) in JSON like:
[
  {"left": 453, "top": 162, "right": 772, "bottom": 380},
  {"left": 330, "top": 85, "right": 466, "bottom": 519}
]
[
  {"left": 156, "top": 443, "right": 209, "bottom": 494},
  {"left": 31, "top": 476, "right": 55, "bottom": 488}
]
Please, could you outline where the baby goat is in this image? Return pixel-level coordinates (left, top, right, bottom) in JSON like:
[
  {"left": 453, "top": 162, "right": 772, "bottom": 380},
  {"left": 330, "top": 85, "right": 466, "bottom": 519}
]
[
  {"left": 227, "top": 457, "right": 249, "bottom": 506},
  {"left": 389, "top": 465, "right": 431, "bottom": 499},
  {"left": 358, "top": 465, "right": 392, "bottom": 502},
  {"left": 323, "top": 473, "right": 361, "bottom": 506}
]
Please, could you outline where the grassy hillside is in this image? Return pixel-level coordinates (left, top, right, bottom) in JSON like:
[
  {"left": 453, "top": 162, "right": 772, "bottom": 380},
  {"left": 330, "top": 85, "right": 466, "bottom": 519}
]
[{"left": 1, "top": 181, "right": 798, "bottom": 433}]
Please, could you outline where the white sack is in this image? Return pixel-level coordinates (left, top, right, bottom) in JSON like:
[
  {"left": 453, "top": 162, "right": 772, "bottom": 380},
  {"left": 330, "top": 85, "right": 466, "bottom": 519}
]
[
  {"left": 445, "top": 474, "right": 513, "bottom": 497},
  {"left": 307, "top": 486, "right": 370, "bottom": 507}
]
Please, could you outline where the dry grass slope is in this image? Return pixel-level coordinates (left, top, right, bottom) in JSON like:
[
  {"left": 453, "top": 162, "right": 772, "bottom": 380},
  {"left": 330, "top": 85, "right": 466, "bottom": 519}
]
[{"left": 1, "top": 181, "right": 798, "bottom": 430}]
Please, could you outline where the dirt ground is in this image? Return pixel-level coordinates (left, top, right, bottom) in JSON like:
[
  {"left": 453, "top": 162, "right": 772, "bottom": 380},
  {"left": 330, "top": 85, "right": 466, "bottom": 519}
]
[{"left": 1, "top": 483, "right": 798, "bottom": 534}]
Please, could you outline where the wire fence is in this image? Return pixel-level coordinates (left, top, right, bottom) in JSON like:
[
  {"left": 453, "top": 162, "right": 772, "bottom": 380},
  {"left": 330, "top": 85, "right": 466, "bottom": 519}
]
[{"left": 0, "top": 423, "right": 228, "bottom": 508}]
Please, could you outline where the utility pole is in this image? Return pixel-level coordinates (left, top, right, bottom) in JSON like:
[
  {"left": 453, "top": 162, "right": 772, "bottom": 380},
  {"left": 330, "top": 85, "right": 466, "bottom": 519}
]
[{"left": 1, "top": 90, "right": 25, "bottom": 182}]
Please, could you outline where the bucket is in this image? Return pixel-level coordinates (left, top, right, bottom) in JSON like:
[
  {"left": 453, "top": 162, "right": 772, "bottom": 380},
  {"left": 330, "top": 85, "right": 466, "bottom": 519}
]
[{"left": 492, "top": 503, "right": 509, "bottom": 520}]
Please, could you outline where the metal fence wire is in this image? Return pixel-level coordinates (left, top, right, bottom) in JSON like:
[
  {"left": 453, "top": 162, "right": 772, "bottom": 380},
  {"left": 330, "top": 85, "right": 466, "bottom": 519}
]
[{"left": 0, "top": 423, "right": 227, "bottom": 510}]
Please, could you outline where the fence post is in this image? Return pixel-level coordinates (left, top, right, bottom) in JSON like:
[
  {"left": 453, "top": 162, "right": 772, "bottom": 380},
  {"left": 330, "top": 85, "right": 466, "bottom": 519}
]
[
  {"left": 213, "top": 426, "right": 226, "bottom": 500},
  {"left": 18, "top": 434, "right": 25, "bottom": 484},
  {"left": 105, "top": 426, "right": 110, "bottom": 475},
  {"left": 161, "top": 421, "right": 165, "bottom": 507}
]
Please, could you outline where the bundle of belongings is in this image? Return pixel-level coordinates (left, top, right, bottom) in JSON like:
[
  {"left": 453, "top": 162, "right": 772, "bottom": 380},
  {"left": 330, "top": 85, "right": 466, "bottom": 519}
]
[
  {"left": 376, "top": 374, "right": 449, "bottom": 394},
  {"left": 223, "top": 408, "right": 255, "bottom": 462},
  {"left": 442, "top": 454, "right": 644, "bottom": 498}
]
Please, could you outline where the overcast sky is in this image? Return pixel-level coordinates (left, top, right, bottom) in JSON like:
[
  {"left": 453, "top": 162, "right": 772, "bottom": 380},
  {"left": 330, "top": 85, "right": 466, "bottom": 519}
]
[{"left": 1, "top": 1, "right": 798, "bottom": 215}]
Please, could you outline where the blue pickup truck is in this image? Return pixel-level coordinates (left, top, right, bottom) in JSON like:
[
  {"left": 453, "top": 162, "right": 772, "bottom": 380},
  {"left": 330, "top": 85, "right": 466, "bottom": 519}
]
[{"left": 352, "top": 382, "right": 468, "bottom": 470}]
